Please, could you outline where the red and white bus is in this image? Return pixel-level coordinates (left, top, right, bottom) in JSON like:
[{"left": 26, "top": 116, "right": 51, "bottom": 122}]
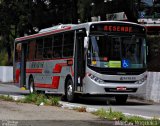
[{"left": 14, "top": 21, "right": 147, "bottom": 103}]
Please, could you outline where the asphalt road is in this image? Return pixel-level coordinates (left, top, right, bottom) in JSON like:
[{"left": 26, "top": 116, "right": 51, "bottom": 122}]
[
  {"left": 0, "top": 100, "right": 116, "bottom": 126},
  {"left": 0, "top": 83, "right": 160, "bottom": 119}
]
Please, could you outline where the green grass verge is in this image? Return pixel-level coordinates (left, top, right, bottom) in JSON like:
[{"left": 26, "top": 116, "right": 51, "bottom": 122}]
[
  {"left": 0, "top": 95, "right": 14, "bottom": 101},
  {"left": 0, "top": 93, "right": 61, "bottom": 106},
  {"left": 21, "top": 93, "right": 61, "bottom": 106},
  {"left": 93, "top": 108, "right": 160, "bottom": 126}
]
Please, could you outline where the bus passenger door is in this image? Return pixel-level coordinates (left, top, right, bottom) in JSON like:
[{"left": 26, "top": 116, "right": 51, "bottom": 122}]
[
  {"left": 74, "top": 29, "right": 87, "bottom": 92},
  {"left": 20, "top": 43, "right": 27, "bottom": 88}
]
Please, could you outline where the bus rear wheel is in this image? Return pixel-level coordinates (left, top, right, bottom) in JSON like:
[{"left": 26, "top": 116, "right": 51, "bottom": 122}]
[
  {"left": 29, "top": 77, "right": 35, "bottom": 94},
  {"left": 115, "top": 95, "right": 128, "bottom": 104},
  {"left": 66, "top": 79, "right": 76, "bottom": 102}
]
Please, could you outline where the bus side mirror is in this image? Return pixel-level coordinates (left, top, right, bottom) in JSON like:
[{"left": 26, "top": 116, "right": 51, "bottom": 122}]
[{"left": 84, "top": 37, "right": 88, "bottom": 49}]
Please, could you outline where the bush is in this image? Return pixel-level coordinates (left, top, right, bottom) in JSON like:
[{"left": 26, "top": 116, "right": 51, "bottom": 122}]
[
  {"left": 0, "top": 51, "right": 8, "bottom": 66},
  {"left": 147, "top": 35, "right": 160, "bottom": 71},
  {"left": 48, "top": 96, "right": 60, "bottom": 106},
  {"left": 0, "top": 95, "right": 14, "bottom": 101}
]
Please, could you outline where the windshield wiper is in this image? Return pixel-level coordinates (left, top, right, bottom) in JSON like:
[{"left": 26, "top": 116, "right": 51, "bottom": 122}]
[{"left": 126, "top": 35, "right": 136, "bottom": 51}]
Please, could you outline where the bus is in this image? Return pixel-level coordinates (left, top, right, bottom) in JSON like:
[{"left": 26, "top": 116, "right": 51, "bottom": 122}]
[{"left": 13, "top": 21, "right": 147, "bottom": 103}]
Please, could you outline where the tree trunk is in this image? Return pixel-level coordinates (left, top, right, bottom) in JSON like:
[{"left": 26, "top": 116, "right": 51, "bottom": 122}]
[
  {"left": 123, "top": 0, "right": 138, "bottom": 23},
  {"left": 3, "top": 33, "right": 12, "bottom": 66}
]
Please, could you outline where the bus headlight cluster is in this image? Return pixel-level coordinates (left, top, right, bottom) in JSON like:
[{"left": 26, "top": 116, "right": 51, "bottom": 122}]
[
  {"left": 88, "top": 74, "right": 105, "bottom": 84},
  {"left": 136, "top": 75, "right": 147, "bottom": 84}
]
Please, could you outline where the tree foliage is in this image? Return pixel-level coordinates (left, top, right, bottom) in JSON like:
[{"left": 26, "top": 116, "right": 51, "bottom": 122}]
[
  {"left": 0, "top": 0, "right": 140, "bottom": 65},
  {"left": 0, "top": 0, "right": 78, "bottom": 65}
]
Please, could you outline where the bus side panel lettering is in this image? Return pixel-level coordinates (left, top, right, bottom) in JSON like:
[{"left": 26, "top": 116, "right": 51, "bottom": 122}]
[{"left": 26, "top": 68, "right": 43, "bottom": 73}]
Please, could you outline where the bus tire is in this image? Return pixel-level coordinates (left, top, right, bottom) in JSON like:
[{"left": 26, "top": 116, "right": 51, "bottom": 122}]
[
  {"left": 66, "top": 79, "right": 76, "bottom": 102},
  {"left": 29, "top": 77, "right": 35, "bottom": 94},
  {"left": 115, "top": 95, "right": 128, "bottom": 104}
]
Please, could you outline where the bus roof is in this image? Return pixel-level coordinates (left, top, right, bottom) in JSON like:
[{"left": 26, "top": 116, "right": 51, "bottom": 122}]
[{"left": 15, "top": 21, "right": 143, "bottom": 42}]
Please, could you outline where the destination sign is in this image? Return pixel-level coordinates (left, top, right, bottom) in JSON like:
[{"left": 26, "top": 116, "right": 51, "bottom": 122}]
[
  {"left": 90, "top": 23, "right": 146, "bottom": 34},
  {"left": 104, "top": 26, "right": 132, "bottom": 33}
]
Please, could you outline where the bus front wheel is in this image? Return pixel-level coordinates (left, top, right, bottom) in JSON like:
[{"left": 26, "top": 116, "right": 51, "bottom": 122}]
[
  {"left": 29, "top": 77, "right": 35, "bottom": 94},
  {"left": 115, "top": 95, "right": 128, "bottom": 104},
  {"left": 66, "top": 79, "right": 76, "bottom": 102}
]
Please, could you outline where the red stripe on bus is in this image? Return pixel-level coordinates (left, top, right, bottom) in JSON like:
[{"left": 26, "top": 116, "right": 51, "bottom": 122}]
[
  {"left": 52, "top": 76, "right": 60, "bottom": 89},
  {"left": 53, "top": 63, "right": 67, "bottom": 73},
  {"left": 15, "top": 26, "right": 71, "bottom": 42},
  {"left": 26, "top": 69, "right": 43, "bottom": 73},
  {"left": 16, "top": 69, "right": 20, "bottom": 83},
  {"left": 35, "top": 76, "right": 60, "bottom": 89}
]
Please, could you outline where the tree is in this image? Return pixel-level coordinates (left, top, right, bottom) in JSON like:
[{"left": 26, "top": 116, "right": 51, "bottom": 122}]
[
  {"left": 0, "top": 0, "right": 140, "bottom": 65},
  {"left": 78, "top": 0, "right": 138, "bottom": 23}
]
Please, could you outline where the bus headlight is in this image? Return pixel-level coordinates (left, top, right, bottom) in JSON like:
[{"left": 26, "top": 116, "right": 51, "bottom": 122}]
[
  {"left": 136, "top": 75, "right": 147, "bottom": 84},
  {"left": 88, "top": 74, "right": 105, "bottom": 84}
]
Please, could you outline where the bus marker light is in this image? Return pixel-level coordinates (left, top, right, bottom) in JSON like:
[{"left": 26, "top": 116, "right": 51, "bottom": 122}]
[{"left": 67, "top": 60, "right": 73, "bottom": 66}]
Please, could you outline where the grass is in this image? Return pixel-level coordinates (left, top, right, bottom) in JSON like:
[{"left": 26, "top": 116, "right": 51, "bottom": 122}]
[
  {"left": 0, "top": 93, "right": 60, "bottom": 107},
  {"left": 93, "top": 108, "right": 125, "bottom": 121},
  {"left": 0, "top": 93, "right": 61, "bottom": 107},
  {"left": 48, "top": 96, "right": 60, "bottom": 106},
  {"left": 0, "top": 95, "right": 14, "bottom": 101},
  {"left": 93, "top": 107, "right": 160, "bottom": 125},
  {"left": 21, "top": 93, "right": 61, "bottom": 106}
]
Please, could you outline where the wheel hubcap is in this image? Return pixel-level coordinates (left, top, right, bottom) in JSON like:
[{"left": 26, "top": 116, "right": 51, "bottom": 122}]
[
  {"left": 67, "top": 84, "right": 72, "bottom": 96},
  {"left": 30, "top": 82, "right": 34, "bottom": 93}
]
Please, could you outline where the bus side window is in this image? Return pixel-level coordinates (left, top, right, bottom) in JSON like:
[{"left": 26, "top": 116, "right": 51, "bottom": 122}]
[
  {"left": 28, "top": 41, "right": 36, "bottom": 61},
  {"left": 63, "top": 31, "right": 74, "bottom": 57},
  {"left": 35, "top": 38, "right": 43, "bottom": 60},
  {"left": 44, "top": 36, "right": 52, "bottom": 59},
  {"left": 53, "top": 51, "right": 60, "bottom": 58},
  {"left": 53, "top": 34, "right": 63, "bottom": 58}
]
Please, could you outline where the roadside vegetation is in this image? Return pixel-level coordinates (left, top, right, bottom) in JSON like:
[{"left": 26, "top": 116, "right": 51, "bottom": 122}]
[
  {"left": 0, "top": 95, "right": 14, "bottom": 101},
  {"left": 0, "top": 93, "right": 61, "bottom": 106},
  {"left": 93, "top": 108, "right": 160, "bottom": 126},
  {"left": 0, "top": 51, "right": 8, "bottom": 66},
  {"left": 22, "top": 93, "right": 61, "bottom": 106}
]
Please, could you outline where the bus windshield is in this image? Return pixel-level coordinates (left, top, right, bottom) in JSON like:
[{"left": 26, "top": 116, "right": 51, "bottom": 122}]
[{"left": 87, "top": 34, "right": 147, "bottom": 69}]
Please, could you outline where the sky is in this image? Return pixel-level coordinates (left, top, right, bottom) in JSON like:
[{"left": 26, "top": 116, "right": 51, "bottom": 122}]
[{"left": 142, "top": 0, "right": 153, "bottom": 6}]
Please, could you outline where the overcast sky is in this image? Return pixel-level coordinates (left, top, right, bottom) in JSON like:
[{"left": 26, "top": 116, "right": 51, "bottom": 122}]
[{"left": 142, "top": 0, "right": 153, "bottom": 6}]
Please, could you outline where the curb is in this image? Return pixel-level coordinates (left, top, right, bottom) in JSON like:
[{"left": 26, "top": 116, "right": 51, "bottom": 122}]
[{"left": 59, "top": 101, "right": 160, "bottom": 120}]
